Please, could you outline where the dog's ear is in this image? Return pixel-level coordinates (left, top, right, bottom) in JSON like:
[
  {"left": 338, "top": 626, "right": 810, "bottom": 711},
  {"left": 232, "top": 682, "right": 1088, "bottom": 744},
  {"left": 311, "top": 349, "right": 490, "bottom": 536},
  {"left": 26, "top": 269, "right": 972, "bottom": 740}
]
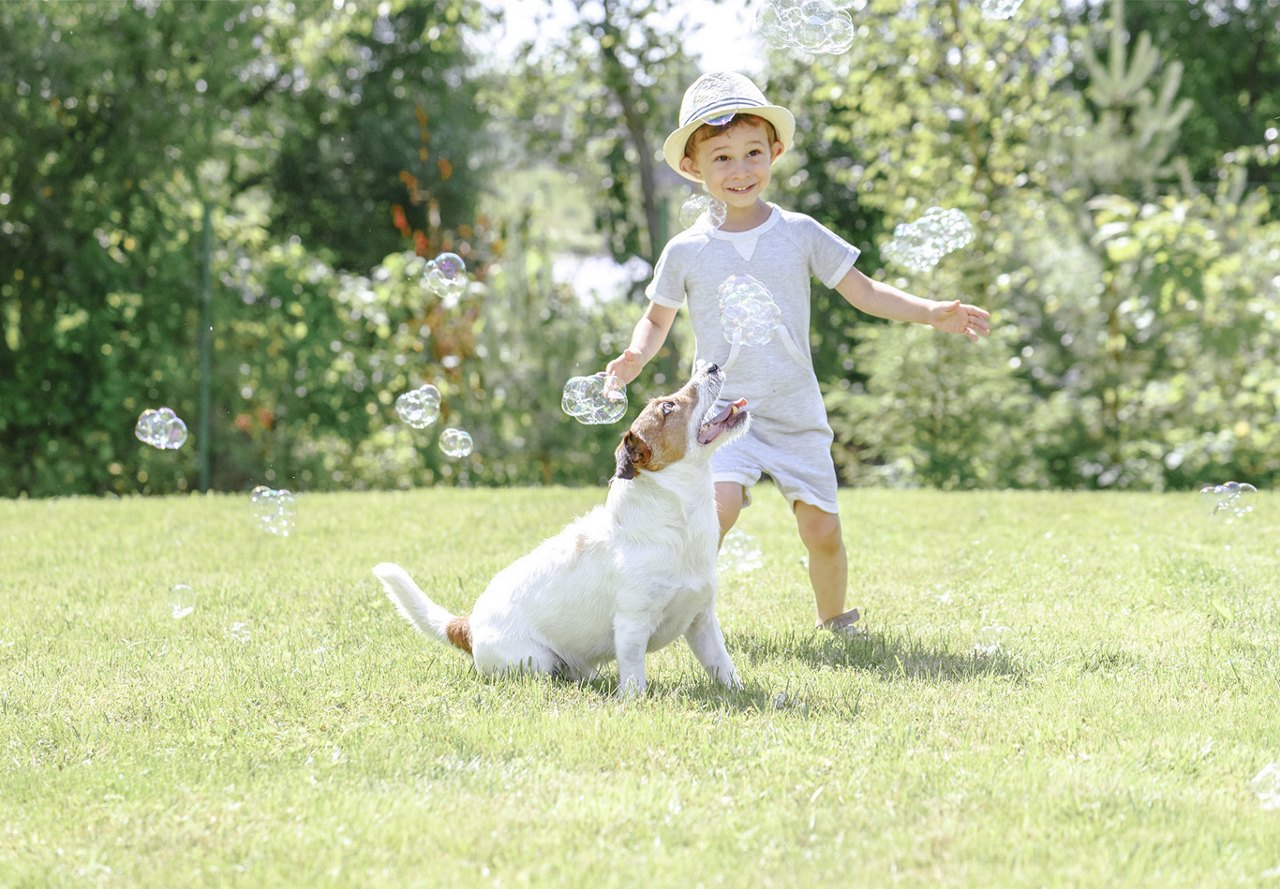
[{"left": 614, "top": 431, "right": 651, "bottom": 480}]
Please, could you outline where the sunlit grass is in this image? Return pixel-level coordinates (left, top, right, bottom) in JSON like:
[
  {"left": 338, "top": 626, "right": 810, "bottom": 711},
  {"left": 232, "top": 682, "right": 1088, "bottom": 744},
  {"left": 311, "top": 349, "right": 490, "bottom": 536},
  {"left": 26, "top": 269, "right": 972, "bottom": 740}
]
[{"left": 2, "top": 487, "right": 1278, "bottom": 886}]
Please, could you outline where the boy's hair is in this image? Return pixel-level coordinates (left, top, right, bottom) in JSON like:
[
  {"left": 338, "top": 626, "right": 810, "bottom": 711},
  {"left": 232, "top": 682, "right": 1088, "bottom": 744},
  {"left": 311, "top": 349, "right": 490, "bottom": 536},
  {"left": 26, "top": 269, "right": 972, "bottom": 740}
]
[{"left": 683, "top": 113, "right": 779, "bottom": 160}]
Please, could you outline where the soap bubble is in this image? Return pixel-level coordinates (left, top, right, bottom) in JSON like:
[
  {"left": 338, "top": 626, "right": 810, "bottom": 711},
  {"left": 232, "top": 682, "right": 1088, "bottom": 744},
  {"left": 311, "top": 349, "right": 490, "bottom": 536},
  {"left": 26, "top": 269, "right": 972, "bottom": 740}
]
[
  {"left": 973, "top": 625, "right": 1010, "bottom": 658},
  {"left": 135, "top": 407, "right": 188, "bottom": 450},
  {"left": 439, "top": 427, "right": 474, "bottom": 458},
  {"left": 1251, "top": 762, "right": 1280, "bottom": 810},
  {"left": 169, "top": 584, "right": 196, "bottom": 620},
  {"left": 718, "top": 528, "right": 764, "bottom": 575},
  {"left": 250, "top": 485, "right": 296, "bottom": 537},
  {"left": 882, "top": 207, "right": 975, "bottom": 274},
  {"left": 718, "top": 274, "right": 782, "bottom": 347},
  {"left": 678, "top": 194, "right": 727, "bottom": 230},
  {"left": 757, "top": 0, "right": 856, "bottom": 56},
  {"left": 225, "top": 621, "right": 252, "bottom": 645},
  {"left": 424, "top": 252, "right": 468, "bottom": 300},
  {"left": 979, "top": 0, "right": 1023, "bottom": 20},
  {"left": 562, "top": 373, "right": 628, "bottom": 425},
  {"left": 395, "top": 384, "right": 441, "bottom": 429},
  {"left": 1199, "top": 480, "right": 1258, "bottom": 521}
]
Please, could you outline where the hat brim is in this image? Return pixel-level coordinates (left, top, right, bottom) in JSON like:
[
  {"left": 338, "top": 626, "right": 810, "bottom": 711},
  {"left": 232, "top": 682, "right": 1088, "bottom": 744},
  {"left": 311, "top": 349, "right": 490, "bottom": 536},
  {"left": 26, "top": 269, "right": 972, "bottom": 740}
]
[{"left": 662, "top": 105, "right": 796, "bottom": 182}]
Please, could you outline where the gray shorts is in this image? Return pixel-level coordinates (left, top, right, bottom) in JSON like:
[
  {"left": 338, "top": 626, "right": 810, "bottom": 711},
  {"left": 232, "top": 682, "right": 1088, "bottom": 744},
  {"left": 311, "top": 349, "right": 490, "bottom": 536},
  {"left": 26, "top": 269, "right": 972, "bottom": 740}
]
[{"left": 711, "top": 415, "right": 839, "bottom": 514}]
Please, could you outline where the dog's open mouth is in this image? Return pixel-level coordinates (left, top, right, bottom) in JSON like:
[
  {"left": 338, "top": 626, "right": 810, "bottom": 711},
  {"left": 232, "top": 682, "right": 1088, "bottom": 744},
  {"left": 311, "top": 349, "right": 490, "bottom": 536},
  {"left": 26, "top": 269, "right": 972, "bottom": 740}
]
[{"left": 697, "top": 398, "right": 748, "bottom": 445}]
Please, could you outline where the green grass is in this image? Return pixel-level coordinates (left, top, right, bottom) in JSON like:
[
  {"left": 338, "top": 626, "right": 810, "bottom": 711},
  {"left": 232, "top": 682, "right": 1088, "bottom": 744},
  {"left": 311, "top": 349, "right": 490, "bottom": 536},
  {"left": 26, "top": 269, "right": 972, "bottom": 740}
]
[{"left": 2, "top": 487, "right": 1278, "bottom": 887}]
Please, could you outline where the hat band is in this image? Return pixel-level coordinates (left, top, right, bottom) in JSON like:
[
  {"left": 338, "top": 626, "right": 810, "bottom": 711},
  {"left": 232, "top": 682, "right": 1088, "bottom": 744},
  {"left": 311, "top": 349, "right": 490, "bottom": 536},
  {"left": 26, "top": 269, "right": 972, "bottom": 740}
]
[{"left": 682, "top": 96, "right": 766, "bottom": 128}]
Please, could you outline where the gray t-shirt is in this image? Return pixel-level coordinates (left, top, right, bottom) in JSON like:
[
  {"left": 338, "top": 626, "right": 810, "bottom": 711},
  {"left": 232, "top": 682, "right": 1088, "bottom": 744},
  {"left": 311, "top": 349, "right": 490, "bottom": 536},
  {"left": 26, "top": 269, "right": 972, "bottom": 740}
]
[
  {"left": 646, "top": 204, "right": 860, "bottom": 425},
  {"left": 645, "top": 204, "right": 861, "bottom": 512}
]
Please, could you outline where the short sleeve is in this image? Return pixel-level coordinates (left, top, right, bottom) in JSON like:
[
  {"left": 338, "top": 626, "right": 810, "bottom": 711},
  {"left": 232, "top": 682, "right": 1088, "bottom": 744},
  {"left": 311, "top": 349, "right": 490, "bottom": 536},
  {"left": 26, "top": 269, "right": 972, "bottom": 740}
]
[
  {"left": 805, "top": 219, "right": 861, "bottom": 288},
  {"left": 644, "top": 241, "right": 688, "bottom": 309}
]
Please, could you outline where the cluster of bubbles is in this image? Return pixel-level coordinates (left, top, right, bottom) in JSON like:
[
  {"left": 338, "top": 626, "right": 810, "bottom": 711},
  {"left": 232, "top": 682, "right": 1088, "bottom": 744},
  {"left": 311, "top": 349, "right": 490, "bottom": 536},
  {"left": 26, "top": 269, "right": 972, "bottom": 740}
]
[
  {"left": 757, "top": 0, "right": 856, "bottom": 56},
  {"left": 250, "top": 485, "right": 297, "bottom": 537},
  {"left": 1253, "top": 762, "right": 1280, "bottom": 810},
  {"left": 882, "top": 207, "right": 976, "bottom": 274},
  {"left": 439, "top": 427, "right": 474, "bottom": 458},
  {"left": 678, "top": 194, "right": 727, "bottom": 230},
  {"left": 718, "top": 528, "right": 764, "bottom": 575},
  {"left": 395, "top": 384, "right": 441, "bottom": 429},
  {"left": 394, "top": 381, "right": 474, "bottom": 457},
  {"left": 1199, "top": 480, "right": 1257, "bottom": 521},
  {"left": 418, "top": 251, "right": 468, "bottom": 301},
  {"left": 135, "top": 407, "right": 188, "bottom": 450},
  {"left": 718, "top": 274, "right": 782, "bottom": 347},
  {"left": 979, "top": 0, "right": 1024, "bottom": 20},
  {"left": 562, "top": 373, "right": 628, "bottom": 425}
]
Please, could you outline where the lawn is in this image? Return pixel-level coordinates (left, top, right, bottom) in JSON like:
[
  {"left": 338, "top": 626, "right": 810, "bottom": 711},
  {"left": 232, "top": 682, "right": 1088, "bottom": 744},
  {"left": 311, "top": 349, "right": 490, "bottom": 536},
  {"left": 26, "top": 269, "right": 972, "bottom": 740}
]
[{"left": 2, "top": 486, "right": 1277, "bottom": 887}]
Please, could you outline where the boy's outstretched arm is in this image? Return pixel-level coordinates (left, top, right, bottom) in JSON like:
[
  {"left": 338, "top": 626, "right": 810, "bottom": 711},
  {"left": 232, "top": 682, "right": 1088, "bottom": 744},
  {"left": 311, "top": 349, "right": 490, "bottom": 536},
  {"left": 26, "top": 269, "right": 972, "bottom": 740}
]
[
  {"left": 835, "top": 267, "right": 990, "bottom": 342},
  {"left": 605, "top": 302, "right": 680, "bottom": 384}
]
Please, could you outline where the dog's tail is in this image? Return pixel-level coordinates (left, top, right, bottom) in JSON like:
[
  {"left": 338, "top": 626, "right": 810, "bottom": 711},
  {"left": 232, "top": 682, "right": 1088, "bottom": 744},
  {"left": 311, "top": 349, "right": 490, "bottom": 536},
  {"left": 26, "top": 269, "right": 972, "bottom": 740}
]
[{"left": 373, "top": 562, "right": 472, "bottom": 654}]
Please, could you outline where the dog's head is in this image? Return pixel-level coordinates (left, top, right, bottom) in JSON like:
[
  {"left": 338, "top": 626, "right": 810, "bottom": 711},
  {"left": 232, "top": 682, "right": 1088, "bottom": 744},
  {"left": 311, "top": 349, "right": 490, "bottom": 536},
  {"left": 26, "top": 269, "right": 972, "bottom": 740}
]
[{"left": 614, "top": 363, "right": 749, "bottom": 480}]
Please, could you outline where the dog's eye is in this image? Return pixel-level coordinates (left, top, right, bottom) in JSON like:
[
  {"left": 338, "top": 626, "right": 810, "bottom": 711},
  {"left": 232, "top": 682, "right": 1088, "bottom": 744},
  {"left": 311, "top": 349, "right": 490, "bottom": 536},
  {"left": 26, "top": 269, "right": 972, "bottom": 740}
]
[{"left": 660, "top": 401, "right": 675, "bottom": 415}]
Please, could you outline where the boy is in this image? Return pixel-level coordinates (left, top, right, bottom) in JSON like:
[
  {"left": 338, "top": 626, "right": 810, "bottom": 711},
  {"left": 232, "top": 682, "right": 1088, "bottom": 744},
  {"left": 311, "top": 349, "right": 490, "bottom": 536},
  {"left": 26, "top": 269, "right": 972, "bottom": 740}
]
[{"left": 605, "top": 72, "right": 990, "bottom": 633}]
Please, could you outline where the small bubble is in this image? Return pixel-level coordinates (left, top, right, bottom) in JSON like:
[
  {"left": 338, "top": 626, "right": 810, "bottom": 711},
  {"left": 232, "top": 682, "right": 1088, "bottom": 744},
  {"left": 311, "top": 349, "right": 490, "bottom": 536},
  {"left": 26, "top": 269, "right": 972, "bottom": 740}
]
[
  {"left": 719, "top": 528, "right": 764, "bottom": 574},
  {"left": 134, "top": 406, "right": 188, "bottom": 450},
  {"left": 757, "top": 0, "right": 856, "bottom": 55},
  {"left": 678, "top": 194, "right": 727, "bottom": 230},
  {"left": 394, "top": 384, "right": 441, "bottom": 429},
  {"left": 1199, "top": 480, "right": 1258, "bottom": 522},
  {"left": 979, "top": 0, "right": 1023, "bottom": 20},
  {"left": 169, "top": 584, "right": 196, "bottom": 620},
  {"left": 249, "top": 485, "right": 296, "bottom": 536},
  {"left": 225, "top": 621, "right": 251, "bottom": 644},
  {"left": 439, "top": 428, "right": 474, "bottom": 458}
]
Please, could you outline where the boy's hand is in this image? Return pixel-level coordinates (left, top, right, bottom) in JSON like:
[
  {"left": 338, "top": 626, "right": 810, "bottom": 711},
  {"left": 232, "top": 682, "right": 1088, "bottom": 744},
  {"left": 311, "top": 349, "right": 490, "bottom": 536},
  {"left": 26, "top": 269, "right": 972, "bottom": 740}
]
[
  {"left": 605, "top": 349, "right": 644, "bottom": 385},
  {"left": 930, "top": 300, "right": 991, "bottom": 342}
]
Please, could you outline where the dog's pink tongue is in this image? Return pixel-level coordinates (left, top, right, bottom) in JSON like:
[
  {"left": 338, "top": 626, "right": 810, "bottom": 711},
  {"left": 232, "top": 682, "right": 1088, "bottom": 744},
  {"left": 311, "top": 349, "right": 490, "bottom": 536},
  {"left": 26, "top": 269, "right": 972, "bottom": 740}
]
[{"left": 697, "top": 398, "right": 747, "bottom": 445}]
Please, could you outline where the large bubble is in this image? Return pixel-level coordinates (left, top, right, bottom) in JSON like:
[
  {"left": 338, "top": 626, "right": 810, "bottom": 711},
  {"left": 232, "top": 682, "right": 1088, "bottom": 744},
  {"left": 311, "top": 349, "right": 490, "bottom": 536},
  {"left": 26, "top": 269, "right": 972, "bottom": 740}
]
[
  {"left": 881, "top": 207, "right": 975, "bottom": 274},
  {"left": 718, "top": 274, "right": 782, "bottom": 347},
  {"left": 562, "top": 373, "right": 628, "bottom": 425},
  {"left": 757, "top": 0, "right": 856, "bottom": 56},
  {"left": 135, "top": 407, "right": 188, "bottom": 450}
]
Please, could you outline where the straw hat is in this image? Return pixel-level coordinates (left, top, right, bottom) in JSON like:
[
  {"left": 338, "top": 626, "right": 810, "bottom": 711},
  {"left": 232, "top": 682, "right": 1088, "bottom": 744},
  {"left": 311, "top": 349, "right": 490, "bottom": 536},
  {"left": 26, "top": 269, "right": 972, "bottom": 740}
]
[{"left": 662, "top": 72, "right": 796, "bottom": 182}]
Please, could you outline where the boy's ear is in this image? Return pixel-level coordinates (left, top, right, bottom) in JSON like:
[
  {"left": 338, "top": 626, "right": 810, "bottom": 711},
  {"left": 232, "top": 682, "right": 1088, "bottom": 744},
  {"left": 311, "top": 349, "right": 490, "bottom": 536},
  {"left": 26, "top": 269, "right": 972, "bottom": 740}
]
[
  {"left": 679, "top": 156, "right": 703, "bottom": 180},
  {"left": 771, "top": 140, "right": 784, "bottom": 161}
]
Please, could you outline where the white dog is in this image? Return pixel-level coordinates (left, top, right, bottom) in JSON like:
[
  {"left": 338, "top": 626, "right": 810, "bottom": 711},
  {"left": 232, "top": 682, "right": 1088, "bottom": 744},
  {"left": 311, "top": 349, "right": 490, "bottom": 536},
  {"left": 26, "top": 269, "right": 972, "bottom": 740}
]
[{"left": 374, "top": 363, "right": 748, "bottom": 696}]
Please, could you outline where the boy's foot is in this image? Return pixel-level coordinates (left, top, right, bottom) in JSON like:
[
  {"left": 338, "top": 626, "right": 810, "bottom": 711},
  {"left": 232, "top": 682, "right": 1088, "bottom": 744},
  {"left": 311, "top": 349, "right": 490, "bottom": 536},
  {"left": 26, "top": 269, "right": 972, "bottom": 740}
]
[{"left": 818, "top": 608, "right": 863, "bottom": 636}]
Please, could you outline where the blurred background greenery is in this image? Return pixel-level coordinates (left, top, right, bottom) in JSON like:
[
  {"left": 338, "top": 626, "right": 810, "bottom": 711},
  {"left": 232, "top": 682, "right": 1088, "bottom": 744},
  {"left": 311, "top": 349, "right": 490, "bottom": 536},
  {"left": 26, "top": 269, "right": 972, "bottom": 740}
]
[{"left": 1, "top": 0, "right": 1277, "bottom": 498}]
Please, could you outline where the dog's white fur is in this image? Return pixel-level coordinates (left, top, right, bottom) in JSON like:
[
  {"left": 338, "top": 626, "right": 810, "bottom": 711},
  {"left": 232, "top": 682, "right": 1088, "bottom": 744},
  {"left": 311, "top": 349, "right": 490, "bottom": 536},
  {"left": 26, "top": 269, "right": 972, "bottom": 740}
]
[{"left": 374, "top": 363, "right": 748, "bottom": 696}]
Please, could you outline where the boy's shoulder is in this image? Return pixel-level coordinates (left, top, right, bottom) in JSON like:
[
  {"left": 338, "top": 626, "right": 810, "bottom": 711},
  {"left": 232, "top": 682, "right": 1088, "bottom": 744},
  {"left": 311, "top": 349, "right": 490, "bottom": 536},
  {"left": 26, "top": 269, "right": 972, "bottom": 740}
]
[{"left": 770, "top": 204, "right": 829, "bottom": 233}]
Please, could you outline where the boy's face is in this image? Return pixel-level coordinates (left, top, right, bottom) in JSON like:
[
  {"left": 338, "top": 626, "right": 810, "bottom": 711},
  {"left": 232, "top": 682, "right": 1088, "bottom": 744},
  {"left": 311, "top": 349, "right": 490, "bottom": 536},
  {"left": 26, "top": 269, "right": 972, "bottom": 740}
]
[{"left": 679, "top": 120, "right": 783, "bottom": 212}]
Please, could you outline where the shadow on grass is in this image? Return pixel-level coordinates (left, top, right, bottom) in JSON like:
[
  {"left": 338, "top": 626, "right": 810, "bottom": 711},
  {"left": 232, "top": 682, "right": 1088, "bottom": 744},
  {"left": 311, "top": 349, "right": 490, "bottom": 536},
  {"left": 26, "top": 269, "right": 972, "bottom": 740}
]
[{"left": 727, "top": 627, "right": 1027, "bottom": 684}]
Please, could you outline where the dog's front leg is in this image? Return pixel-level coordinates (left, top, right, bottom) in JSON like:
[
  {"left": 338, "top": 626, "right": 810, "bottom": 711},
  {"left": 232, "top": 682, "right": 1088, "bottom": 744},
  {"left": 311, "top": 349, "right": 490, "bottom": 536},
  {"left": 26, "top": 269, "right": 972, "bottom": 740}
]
[
  {"left": 613, "top": 614, "right": 651, "bottom": 698},
  {"left": 685, "top": 606, "right": 742, "bottom": 690}
]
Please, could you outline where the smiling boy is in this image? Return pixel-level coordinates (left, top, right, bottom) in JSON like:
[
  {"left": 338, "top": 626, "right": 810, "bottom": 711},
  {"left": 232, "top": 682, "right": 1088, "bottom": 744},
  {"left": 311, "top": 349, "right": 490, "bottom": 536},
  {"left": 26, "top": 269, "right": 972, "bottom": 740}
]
[{"left": 606, "top": 72, "right": 990, "bottom": 633}]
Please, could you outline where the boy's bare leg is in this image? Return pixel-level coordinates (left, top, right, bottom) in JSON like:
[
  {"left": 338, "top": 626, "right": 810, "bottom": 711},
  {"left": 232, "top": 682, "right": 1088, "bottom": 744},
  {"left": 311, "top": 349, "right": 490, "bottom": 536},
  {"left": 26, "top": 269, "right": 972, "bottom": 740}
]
[
  {"left": 794, "top": 501, "right": 850, "bottom": 624},
  {"left": 714, "top": 482, "right": 745, "bottom": 547}
]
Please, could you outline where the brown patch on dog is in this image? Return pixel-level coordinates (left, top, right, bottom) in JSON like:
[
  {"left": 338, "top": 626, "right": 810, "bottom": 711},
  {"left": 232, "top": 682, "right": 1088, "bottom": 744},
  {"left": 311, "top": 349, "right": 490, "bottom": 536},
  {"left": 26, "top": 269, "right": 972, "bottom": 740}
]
[
  {"left": 612, "top": 374, "right": 712, "bottom": 478},
  {"left": 445, "top": 616, "right": 472, "bottom": 653}
]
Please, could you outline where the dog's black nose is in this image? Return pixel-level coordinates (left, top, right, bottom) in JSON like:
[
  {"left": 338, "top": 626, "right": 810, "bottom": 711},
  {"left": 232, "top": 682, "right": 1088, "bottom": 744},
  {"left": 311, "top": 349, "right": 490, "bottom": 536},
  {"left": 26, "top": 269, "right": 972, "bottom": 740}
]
[{"left": 706, "top": 363, "right": 719, "bottom": 374}]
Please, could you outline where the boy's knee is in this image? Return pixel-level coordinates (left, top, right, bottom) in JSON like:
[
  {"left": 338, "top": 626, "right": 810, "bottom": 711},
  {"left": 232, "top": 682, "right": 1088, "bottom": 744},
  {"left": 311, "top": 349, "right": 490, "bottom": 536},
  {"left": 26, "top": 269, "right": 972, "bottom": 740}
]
[
  {"left": 797, "top": 507, "right": 843, "bottom": 553},
  {"left": 715, "top": 483, "right": 745, "bottom": 537}
]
